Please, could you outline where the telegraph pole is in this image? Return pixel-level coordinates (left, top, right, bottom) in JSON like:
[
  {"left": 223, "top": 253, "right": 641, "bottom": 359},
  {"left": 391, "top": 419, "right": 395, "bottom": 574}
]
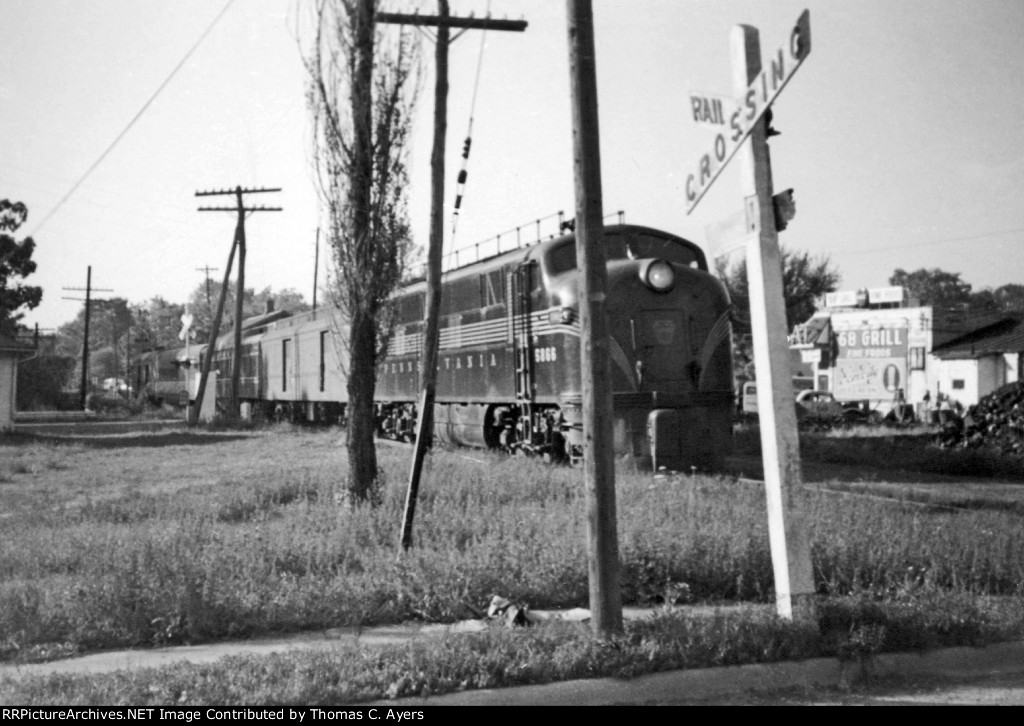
[
  {"left": 196, "top": 186, "right": 281, "bottom": 419},
  {"left": 196, "top": 264, "right": 219, "bottom": 311},
  {"left": 188, "top": 238, "right": 238, "bottom": 426},
  {"left": 62, "top": 266, "right": 113, "bottom": 410},
  {"left": 312, "top": 229, "right": 319, "bottom": 312},
  {"left": 377, "top": 4, "right": 527, "bottom": 551},
  {"left": 567, "top": 0, "right": 622, "bottom": 635}
]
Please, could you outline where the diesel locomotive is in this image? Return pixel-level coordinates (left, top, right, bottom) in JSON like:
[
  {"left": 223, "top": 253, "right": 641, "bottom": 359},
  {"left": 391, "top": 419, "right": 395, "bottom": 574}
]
[{"left": 181, "top": 224, "right": 735, "bottom": 471}]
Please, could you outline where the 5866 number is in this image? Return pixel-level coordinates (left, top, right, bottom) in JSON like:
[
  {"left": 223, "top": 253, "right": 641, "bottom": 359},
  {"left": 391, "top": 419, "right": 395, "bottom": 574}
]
[{"left": 534, "top": 346, "right": 557, "bottom": 363}]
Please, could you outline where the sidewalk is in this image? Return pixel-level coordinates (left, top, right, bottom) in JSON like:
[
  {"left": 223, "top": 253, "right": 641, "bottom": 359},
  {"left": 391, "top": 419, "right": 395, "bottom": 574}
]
[{"left": 3, "top": 606, "right": 1023, "bottom": 706}]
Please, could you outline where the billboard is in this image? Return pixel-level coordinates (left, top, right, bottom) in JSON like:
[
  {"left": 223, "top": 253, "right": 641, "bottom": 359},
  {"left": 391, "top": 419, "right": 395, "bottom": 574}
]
[{"left": 834, "top": 323, "right": 908, "bottom": 400}]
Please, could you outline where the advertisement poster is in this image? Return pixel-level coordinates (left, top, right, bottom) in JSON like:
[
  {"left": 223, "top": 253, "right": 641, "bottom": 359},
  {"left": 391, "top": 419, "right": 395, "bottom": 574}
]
[{"left": 834, "top": 324, "right": 908, "bottom": 400}]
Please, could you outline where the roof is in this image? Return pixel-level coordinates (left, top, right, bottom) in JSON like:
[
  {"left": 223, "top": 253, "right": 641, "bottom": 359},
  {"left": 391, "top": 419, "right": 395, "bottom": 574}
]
[{"left": 932, "top": 316, "right": 1024, "bottom": 359}]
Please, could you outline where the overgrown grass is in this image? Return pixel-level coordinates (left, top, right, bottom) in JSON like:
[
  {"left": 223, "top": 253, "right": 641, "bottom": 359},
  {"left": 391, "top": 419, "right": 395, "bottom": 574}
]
[
  {"left": 6, "top": 592, "right": 1022, "bottom": 705},
  {"left": 1, "top": 426, "right": 1023, "bottom": 667},
  {"left": 734, "top": 425, "right": 1024, "bottom": 480}
]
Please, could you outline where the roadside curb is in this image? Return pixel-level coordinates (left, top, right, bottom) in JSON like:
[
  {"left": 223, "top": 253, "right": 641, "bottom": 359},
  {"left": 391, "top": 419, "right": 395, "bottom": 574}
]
[{"left": 370, "top": 639, "right": 1024, "bottom": 706}]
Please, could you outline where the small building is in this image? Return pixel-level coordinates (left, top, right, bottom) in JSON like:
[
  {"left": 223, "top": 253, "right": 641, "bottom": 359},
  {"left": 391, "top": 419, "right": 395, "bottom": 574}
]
[
  {"left": 929, "top": 316, "right": 1024, "bottom": 406},
  {"left": 0, "top": 334, "right": 35, "bottom": 431},
  {"left": 788, "top": 286, "right": 1017, "bottom": 415}
]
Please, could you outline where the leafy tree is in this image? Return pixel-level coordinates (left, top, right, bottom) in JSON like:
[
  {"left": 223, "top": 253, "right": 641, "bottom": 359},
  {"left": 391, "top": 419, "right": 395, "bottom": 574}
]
[
  {"left": 16, "top": 354, "right": 77, "bottom": 410},
  {"left": 55, "top": 297, "right": 133, "bottom": 386},
  {"left": 889, "top": 268, "right": 972, "bottom": 310},
  {"left": 131, "top": 297, "right": 187, "bottom": 351},
  {"left": 0, "top": 199, "right": 43, "bottom": 336},
  {"left": 717, "top": 247, "right": 840, "bottom": 384},
  {"left": 306, "top": 0, "right": 420, "bottom": 503},
  {"left": 717, "top": 246, "right": 841, "bottom": 335},
  {"left": 968, "top": 283, "right": 1024, "bottom": 314},
  {"left": 185, "top": 282, "right": 309, "bottom": 343}
]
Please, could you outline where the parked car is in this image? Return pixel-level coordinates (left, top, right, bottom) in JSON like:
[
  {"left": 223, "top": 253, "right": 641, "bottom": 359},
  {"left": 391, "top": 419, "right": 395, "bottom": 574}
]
[
  {"left": 740, "top": 377, "right": 815, "bottom": 415},
  {"left": 794, "top": 391, "right": 851, "bottom": 419}
]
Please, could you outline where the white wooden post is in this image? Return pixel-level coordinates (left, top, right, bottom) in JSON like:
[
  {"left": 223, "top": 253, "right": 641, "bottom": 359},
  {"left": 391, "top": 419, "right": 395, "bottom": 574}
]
[{"left": 732, "top": 22, "right": 815, "bottom": 621}]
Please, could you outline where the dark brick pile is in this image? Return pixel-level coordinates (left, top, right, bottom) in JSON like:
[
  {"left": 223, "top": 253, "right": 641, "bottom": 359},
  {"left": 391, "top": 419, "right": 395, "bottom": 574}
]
[{"left": 936, "top": 380, "right": 1024, "bottom": 457}]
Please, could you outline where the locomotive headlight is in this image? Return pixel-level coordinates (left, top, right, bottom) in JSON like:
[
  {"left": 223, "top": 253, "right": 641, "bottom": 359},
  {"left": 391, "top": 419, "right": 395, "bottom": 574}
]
[{"left": 641, "top": 259, "right": 675, "bottom": 292}]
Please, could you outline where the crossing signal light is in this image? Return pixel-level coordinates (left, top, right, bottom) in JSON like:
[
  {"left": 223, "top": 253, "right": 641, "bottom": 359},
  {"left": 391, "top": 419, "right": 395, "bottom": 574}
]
[
  {"left": 772, "top": 188, "right": 796, "bottom": 231},
  {"left": 462, "top": 137, "right": 472, "bottom": 159}
]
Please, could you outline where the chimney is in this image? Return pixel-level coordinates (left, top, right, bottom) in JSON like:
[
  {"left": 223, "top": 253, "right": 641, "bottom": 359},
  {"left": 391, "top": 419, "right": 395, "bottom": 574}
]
[{"left": 265, "top": 298, "right": 275, "bottom": 314}]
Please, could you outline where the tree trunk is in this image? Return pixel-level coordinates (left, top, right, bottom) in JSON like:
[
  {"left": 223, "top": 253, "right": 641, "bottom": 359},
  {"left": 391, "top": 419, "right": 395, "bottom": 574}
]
[
  {"left": 347, "top": 310, "right": 379, "bottom": 500},
  {"left": 345, "top": 0, "right": 378, "bottom": 502}
]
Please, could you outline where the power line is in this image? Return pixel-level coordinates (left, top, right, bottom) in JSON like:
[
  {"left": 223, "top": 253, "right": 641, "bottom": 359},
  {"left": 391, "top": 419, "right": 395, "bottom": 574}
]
[
  {"left": 30, "top": 0, "right": 239, "bottom": 237},
  {"left": 841, "top": 227, "right": 1024, "bottom": 257}
]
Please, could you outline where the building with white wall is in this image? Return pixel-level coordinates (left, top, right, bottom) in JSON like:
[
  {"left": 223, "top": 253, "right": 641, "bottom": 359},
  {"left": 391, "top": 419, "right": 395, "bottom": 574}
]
[
  {"left": 789, "top": 286, "right": 1019, "bottom": 416},
  {"left": 0, "top": 334, "right": 35, "bottom": 431}
]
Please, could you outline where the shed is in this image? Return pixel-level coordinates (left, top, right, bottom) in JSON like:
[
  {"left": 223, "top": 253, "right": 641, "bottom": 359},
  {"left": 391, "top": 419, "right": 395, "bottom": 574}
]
[
  {"left": 0, "top": 334, "right": 35, "bottom": 431},
  {"left": 930, "top": 316, "right": 1024, "bottom": 406}
]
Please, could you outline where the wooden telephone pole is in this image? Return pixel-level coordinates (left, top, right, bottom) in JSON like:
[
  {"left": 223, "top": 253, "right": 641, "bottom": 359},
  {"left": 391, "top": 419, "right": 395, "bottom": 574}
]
[
  {"left": 196, "top": 264, "right": 220, "bottom": 311},
  {"left": 62, "top": 266, "right": 113, "bottom": 410},
  {"left": 193, "top": 186, "right": 281, "bottom": 422},
  {"left": 377, "top": 3, "right": 527, "bottom": 551},
  {"left": 567, "top": 0, "right": 622, "bottom": 635}
]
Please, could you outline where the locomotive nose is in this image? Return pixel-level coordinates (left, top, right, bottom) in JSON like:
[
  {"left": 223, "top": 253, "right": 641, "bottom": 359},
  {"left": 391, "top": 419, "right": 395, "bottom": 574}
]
[{"left": 639, "top": 258, "right": 675, "bottom": 292}]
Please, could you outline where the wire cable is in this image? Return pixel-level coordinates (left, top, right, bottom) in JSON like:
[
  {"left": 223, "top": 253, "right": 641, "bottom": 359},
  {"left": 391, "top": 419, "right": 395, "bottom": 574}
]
[
  {"left": 450, "top": 0, "right": 492, "bottom": 239},
  {"left": 30, "top": 0, "right": 239, "bottom": 237}
]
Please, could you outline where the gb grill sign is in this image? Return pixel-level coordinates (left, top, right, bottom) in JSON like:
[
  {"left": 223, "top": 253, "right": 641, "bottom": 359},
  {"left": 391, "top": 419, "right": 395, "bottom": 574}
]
[{"left": 685, "top": 10, "right": 811, "bottom": 214}]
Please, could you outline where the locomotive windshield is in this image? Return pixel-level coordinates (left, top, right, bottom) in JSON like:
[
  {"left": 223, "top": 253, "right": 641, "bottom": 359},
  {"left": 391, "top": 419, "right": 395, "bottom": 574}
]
[{"left": 546, "top": 229, "right": 706, "bottom": 274}]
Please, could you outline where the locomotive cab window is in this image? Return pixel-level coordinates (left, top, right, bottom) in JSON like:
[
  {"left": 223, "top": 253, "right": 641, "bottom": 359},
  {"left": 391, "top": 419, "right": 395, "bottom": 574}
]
[
  {"left": 479, "top": 269, "right": 506, "bottom": 308},
  {"left": 441, "top": 277, "right": 481, "bottom": 316}
]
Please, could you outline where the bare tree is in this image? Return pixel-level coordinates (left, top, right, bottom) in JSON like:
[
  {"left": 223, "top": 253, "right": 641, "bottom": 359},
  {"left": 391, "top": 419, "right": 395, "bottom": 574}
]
[{"left": 305, "top": 0, "right": 420, "bottom": 502}]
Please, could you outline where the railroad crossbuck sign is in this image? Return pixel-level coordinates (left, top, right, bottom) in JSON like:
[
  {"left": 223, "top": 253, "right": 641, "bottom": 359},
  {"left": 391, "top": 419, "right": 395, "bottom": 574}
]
[
  {"left": 685, "top": 10, "right": 811, "bottom": 214},
  {"left": 179, "top": 312, "right": 194, "bottom": 341}
]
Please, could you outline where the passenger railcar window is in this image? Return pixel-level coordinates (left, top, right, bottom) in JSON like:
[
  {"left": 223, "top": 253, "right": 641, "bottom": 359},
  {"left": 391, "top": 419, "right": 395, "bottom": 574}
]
[
  {"left": 319, "top": 331, "right": 327, "bottom": 391},
  {"left": 282, "top": 339, "right": 290, "bottom": 391}
]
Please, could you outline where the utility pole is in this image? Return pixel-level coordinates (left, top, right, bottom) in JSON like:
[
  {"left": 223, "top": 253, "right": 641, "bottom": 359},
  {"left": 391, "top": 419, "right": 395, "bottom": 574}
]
[
  {"left": 312, "top": 229, "right": 319, "bottom": 312},
  {"left": 196, "top": 264, "right": 219, "bottom": 311},
  {"left": 377, "top": 4, "right": 527, "bottom": 551},
  {"left": 567, "top": 0, "right": 622, "bottom": 636},
  {"left": 188, "top": 239, "right": 238, "bottom": 426},
  {"left": 196, "top": 186, "right": 281, "bottom": 419},
  {"left": 62, "top": 266, "right": 113, "bottom": 410}
]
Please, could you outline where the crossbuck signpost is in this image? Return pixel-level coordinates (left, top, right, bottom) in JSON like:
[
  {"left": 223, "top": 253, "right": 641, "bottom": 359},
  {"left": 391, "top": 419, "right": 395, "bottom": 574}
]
[
  {"left": 687, "top": 10, "right": 815, "bottom": 621},
  {"left": 685, "top": 10, "right": 810, "bottom": 214}
]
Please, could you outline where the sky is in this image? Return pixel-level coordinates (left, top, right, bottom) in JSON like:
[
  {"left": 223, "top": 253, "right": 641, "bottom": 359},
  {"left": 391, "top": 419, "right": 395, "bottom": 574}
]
[{"left": 4, "top": 0, "right": 1024, "bottom": 332}]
